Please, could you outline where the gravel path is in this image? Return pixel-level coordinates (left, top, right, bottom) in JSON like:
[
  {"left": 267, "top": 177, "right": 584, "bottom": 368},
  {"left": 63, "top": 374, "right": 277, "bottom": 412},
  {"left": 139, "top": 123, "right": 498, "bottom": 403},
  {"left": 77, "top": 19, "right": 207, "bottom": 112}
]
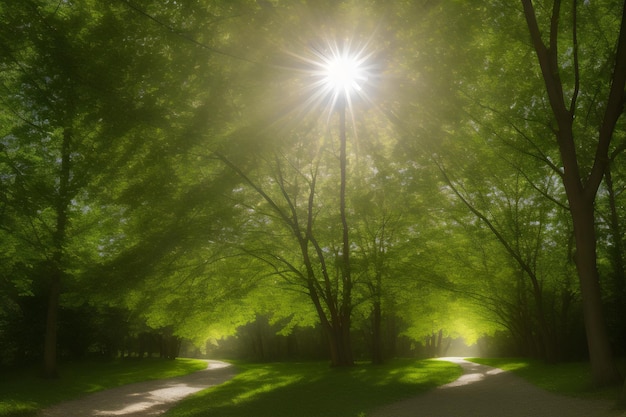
[
  {"left": 370, "top": 357, "right": 625, "bottom": 417},
  {"left": 40, "top": 360, "right": 235, "bottom": 417}
]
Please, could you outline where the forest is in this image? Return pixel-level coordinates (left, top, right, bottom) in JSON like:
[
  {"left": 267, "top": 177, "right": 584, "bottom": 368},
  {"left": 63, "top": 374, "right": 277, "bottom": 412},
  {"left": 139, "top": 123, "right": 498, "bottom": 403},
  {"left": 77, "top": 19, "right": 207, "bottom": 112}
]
[{"left": 1, "top": 0, "right": 625, "bottom": 394}]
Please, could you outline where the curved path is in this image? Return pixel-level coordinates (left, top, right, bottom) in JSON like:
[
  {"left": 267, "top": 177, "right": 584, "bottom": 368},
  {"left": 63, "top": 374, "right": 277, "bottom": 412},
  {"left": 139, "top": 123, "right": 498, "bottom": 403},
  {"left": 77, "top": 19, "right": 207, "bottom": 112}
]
[
  {"left": 370, "top": 357, "right": 624, "bottom": 417},
  {"left": 41, "top": 360, "right": 235, "bottom": 417}
]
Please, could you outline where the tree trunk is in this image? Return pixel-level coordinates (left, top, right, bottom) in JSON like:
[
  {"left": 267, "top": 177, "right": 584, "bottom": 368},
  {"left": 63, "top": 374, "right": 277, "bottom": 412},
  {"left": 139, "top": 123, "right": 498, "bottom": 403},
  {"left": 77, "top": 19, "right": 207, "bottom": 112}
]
[
  {"left": 436, "top": 329, "right": 444, "bottom": 357},
  {"left": 324, "top": 324, "right": 341, "bottom": 366},
  {"left": 307, "top": 279, "right": 353, "bottom": 367},
  {"left": 43, "top": 268, "right": 61, "bottom": 378},
  {"left": 442, "top": 337, "right": 452, "bottom": 357},
  {"left": 336, "top": 98, "right": 354, "bottom": 368},
  {"left": 570, "top": 197, "right": 620, "bottom": 385},
  {"left": 371, "top": 300, "right": 383, "bottom": 364},
  {"left": 336, "top": 309, "right": 354, "bottom": 366},
  {"left": 43, "top": 127, "right": 72, "bottom": 379},
  {"left": 320, "top": 319, "right": 353, "bottom": 367}
]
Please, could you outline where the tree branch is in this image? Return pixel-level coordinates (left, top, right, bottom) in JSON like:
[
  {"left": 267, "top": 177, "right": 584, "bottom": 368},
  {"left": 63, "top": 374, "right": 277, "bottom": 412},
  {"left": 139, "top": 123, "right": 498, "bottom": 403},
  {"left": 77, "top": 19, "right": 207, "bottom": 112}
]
[
  {"left": 586, "top": 1, "right": 626, "bottom": 198},
  {"left": 521, "top": 0, "right": 570, "bottom": 123},
  {"left": 569, "top": 0, "right": 580, "bottom": 114}
]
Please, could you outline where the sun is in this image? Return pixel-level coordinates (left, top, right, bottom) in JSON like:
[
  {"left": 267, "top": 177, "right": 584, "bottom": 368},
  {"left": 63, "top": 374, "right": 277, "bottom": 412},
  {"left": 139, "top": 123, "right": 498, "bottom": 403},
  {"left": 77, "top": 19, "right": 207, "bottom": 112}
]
[
  {"left": 285, "top": 37, "right": 376, "bottom": 121},
  {"left": 319, "top": 49, "right": 368, "bottom": 97},
  {"left": 309, "top": 39, "right": 373, "bottom": 110}
]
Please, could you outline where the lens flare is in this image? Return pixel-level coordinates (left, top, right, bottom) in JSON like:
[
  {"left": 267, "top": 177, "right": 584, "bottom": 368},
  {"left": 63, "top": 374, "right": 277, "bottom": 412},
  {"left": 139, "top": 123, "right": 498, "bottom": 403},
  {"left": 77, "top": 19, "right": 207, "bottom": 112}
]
[
  {"left": 321, "top": 51, "right": 367, "bottom": 96},
  {"left": 283, "top": 36, "right": 377, "bottom": 124}
]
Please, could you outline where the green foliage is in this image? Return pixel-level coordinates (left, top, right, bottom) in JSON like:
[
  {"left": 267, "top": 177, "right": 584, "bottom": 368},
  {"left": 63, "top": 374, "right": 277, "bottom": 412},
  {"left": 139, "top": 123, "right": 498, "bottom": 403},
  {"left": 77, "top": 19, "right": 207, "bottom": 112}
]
[
  {"left": 0, "top": 0, "right": 249, "bottom": 365},
  {"left": 165, "top": 359, "right": 462, "bottom": 417},
  {"left": 1, "top": 0, "right": 625, "bottom": 375},
  {"left": 0, "top": 358, "right": 207, "bottom": 417}
]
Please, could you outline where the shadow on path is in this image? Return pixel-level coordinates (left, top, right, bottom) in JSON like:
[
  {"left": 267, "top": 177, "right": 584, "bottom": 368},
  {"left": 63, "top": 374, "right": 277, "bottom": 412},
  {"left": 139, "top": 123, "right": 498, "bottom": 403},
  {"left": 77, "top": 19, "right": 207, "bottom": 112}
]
[
  {"left": 41, "top": 360, "right": 235, "bottom": 417},
  {"left": 370, "top": 357, "right": 624, "bottom": 417}
]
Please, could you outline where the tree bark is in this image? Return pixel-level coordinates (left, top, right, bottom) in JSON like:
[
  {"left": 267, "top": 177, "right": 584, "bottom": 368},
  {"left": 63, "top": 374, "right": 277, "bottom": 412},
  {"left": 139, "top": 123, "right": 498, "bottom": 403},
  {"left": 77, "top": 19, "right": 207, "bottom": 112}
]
[{"left": 569, "top": 195, "right": 618, "bottom": 385}]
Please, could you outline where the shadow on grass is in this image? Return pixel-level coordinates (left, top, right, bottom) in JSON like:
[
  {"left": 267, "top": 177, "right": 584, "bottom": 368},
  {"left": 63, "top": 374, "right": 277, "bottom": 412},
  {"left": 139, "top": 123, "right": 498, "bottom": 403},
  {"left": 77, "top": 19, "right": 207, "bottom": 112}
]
[
  {"left": 165, "top": 359, "right": 462, "bottom": 417},
  {"left": 40, "top": 361, "right": 234, "bottom": 417},
  {"left": 467, "top": 357, "right": 625, "bottom": 401},
  {"left": 0, "top": 358, "right": 209, "bottom": 417}
]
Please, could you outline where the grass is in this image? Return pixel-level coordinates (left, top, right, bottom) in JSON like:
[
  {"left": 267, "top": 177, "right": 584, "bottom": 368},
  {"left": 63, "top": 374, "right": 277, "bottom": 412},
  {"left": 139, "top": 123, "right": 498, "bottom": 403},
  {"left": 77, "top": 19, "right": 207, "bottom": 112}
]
[
  {"left": 4, "top": 357, "right": 620, "bottom": 417},
  {"left": 467, "top": 357, "right": 624, "bottom": 401},
  {"left": 164, "top": 359, "right": 463, "bottom": 417},
  {"left": 0, "top": 357, "right": 208, "bottom": 417}
]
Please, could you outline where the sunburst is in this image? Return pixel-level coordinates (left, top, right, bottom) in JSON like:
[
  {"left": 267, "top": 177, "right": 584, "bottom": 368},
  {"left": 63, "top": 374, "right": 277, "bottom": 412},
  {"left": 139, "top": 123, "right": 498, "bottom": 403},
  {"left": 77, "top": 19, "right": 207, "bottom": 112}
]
[{"left": 286, "top": 36, "right": 377, "bottom": 124}]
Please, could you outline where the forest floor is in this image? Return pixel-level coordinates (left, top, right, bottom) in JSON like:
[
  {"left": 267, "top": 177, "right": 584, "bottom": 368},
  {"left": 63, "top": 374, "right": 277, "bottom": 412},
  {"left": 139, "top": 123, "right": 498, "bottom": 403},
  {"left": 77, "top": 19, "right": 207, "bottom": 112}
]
[
  {"left": 370, "top": 357, "right": 625, "bottom": 417},
  {"left": 39, "top": 360, "right": 235, "bottom": 417},
  {"left": 39, "top": 357, "right": 625, "bottom": 417}
]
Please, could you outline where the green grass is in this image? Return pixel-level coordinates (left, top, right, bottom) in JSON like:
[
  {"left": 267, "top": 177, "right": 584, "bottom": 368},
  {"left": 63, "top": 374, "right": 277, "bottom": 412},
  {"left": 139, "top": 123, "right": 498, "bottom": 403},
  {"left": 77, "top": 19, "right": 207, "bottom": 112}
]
[
  {"left": 467, "top": 357, "right": 623, "bottom": 400},
  {"left": 0, "top": 357, "right": 208, "bottom": 417},
  {"left": 165, "top": 359, "right": 463, "bottom": 417}
]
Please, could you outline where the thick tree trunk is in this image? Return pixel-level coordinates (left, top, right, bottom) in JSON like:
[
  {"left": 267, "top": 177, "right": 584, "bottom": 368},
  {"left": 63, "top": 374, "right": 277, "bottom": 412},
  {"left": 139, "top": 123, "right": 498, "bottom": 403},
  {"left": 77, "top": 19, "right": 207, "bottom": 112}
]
[
  {"left": 321, "top": 320, "right": 353, "bottom": 367},
  {"left": 570, "top": 197, "right": 620, "bottom": 385},
  {"left": 307, "top": 279, "right": 353, "bottom": 366}
]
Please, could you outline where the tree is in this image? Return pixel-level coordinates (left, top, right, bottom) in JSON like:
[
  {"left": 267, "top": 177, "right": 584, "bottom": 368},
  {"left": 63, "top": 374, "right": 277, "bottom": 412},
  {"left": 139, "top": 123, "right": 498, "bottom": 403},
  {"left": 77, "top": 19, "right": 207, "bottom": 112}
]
[
  {"left": 1, "top": 0, "right": 108, "bottom": 377},
  {"left": 437, "top": 159, "right": 579, "bottom": 360},
  {"left": 207, "top": 0, "right": 397, "bottom": 366},
  {"left": 217, "top": 126, "right": 359, "bottom": 366},
  {"left": 0, "top": 0, "right": 243, "bottom": 374},
  {"left": 520, "top": 0, "right": 626, "bottom": 385}
]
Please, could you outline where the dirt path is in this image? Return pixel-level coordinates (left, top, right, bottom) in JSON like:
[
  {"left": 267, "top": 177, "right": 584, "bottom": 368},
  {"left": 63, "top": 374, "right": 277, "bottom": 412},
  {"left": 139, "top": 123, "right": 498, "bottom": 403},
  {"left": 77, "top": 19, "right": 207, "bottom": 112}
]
[
  {"left": 39, "top": 357, "right": 624, "bottom": 417},
  {"left": 40, "top": 360, "right": 235, "bottom": 417},
  {"left": 370, "top": 357, "right": 624, "bottom": 417}
]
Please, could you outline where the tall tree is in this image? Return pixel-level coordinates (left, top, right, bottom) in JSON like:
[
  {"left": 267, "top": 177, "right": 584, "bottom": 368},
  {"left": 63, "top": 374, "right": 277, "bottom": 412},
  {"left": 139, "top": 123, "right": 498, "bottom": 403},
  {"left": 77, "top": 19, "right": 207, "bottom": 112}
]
[
  {"left": 0, "top": 0, "right": 242, "bottom": 374},
  {"left": 208, "top": 0, "right": 396, "bottom": 366},
  {"left": 520, "top": 0, "right": 626, "bottom": 385},
  {"left": 217, "top": 126, "right": 358, "bottom": 366},
  {"left": 1, "top": 0, "right": 103, "bottom": 377}
]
